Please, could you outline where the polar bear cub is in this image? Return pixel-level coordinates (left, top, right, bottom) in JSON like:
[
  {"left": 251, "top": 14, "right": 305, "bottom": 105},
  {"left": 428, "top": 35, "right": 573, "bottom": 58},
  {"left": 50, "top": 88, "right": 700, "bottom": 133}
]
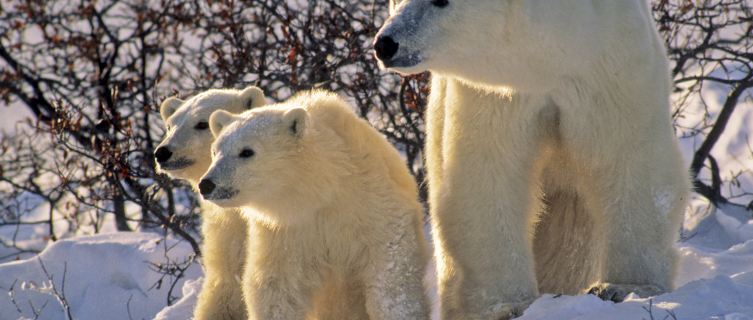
[
  {"left": 199, "top": 90, "right": 431, "bottom": 320},
  {"left": 375, "top": 0, "right": 690, "bottom": 319},
  {"left": 155, "top": 86, "right": 265, "bottom": 320}
]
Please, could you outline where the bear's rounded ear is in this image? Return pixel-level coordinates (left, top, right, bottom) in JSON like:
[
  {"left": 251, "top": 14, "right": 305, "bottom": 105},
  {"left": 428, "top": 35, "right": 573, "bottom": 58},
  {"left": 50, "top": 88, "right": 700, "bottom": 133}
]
[
  {"left": 283, "top": 108, "right": 308, "bottom": 139},
  {"left": 209, "top": 110, "right": 237, "bottom": 139},
  {"left": 239, "top": 86, "right": 266, "bottom": 110},
  {"left": 160, "top": 97, "right": 184, "bottom": 122}
]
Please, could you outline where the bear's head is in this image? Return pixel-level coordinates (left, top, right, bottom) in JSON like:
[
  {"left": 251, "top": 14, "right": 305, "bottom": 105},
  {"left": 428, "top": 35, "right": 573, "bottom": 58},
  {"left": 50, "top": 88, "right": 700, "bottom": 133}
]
[
  {"left": 155, "top": 86, "right": 265, "bottom": 185},
  {"left": 199, "top": 106, "right": 312, "bottom": 222},
  {"left": 200, "top": 92, "right": 360, "bottom": 225},
  {"left": 373, "top": 0, "right": 603, "bottom": 92}
]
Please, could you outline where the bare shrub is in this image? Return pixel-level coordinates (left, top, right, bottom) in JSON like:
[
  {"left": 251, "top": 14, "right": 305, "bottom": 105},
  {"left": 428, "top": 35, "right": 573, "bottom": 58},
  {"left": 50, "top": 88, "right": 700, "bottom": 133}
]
[{"left": 0, "top": 0, "right": 427, "bottom": 255}]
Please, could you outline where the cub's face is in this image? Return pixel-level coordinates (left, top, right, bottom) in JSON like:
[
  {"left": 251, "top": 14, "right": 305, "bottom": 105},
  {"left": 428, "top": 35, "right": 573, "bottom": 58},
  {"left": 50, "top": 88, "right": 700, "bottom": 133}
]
[
  {"left": 155, "top": 87, "right": 265, "bottom": 185},
  {"left": 199, "top": 107, "right": 308, "bottom": 209}
]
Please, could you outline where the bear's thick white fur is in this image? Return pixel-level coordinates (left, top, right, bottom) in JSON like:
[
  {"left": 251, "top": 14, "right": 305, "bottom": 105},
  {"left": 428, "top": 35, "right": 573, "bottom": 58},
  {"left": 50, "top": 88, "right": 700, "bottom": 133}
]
[
  {"left": 156, "top": 86, "right": 265, "bottom": 320},
  {"left": 376, "top": 0, "right": 690, "bottom": 318},
  {"left": 201, "top": 90, "right": 431, "bottom": 319}
]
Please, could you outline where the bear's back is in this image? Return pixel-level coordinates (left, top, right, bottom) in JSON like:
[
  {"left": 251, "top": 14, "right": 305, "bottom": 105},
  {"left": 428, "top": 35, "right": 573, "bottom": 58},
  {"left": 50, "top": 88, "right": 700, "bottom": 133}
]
[{"left": 291, "top": 90, "right": 420, "bottom": 206}]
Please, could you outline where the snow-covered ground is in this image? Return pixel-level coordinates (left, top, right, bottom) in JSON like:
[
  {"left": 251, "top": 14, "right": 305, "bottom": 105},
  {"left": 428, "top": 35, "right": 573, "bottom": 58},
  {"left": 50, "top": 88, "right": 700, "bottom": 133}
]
[
  {"left": 0, "top": 232, "right": 202, "bottom": 320},
  {"left": 1, "top": 203, "right": 753, "bottom": 320},
  {"left": 520, "top": 202, "right": 753, "bottom": 320}
]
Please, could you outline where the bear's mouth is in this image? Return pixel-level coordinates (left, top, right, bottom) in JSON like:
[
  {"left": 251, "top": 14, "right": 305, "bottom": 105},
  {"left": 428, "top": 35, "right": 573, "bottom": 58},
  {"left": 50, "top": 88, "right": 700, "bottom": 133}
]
[
  {"left": 203, "top": 187, "right": 238, "bottom": 201},
  {"left": 158, "top": 157, "right": 195, "bottom": 171},
  {"left": 377, "top": 51, "right": 425, "bottom": 72}
]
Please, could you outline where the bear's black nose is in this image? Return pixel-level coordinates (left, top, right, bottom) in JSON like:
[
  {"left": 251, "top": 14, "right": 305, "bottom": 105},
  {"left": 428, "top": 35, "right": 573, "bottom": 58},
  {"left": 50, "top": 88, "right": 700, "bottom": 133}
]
[
  {"left": 154, "top": 146, "right": 173, "bottom": 163},
  {"left": 374, "top": 35, "right": 399, "bottom": 61},
  {"left": 198, "top": 179, "right": 216, "bottom": 195}
]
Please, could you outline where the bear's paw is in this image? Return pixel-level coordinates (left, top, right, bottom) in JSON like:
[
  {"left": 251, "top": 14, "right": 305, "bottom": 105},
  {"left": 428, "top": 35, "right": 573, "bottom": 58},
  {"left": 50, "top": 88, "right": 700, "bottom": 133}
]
[
  {"left": 475, "top": 298, "right": 535, "bottom": 320},
  {"left": 586, "top": 283, "right": 665, "bottom": 303}
]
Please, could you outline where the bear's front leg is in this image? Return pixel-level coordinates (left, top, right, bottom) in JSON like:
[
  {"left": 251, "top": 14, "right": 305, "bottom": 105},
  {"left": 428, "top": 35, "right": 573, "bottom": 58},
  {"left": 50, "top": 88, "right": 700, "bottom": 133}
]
[
  {"left": 576, "top": 122, "right": 688, "bottom": 303},
  {"left": 584, "top": 159, "right": 687, "bottom": 303},
  {"left": 245, "top": 275, "right": 313, "bottom": 320},
  {"left": 193, "top": 206, "right": 248, "bottom": 320},
  {"left": 432, "top": 169, "right": 539, "bottom": 320},
  {"left": 243, "top": 225, "right": 316, "bottom": 320},
  {"left": 363, "top": 213, "right": 431, "bottom": 320},
  {"left": 424, "top": 75, "right": 448, "bottom": 199},
  {"left": 430, "top": 80, "right": 543, "bottom": 320}
]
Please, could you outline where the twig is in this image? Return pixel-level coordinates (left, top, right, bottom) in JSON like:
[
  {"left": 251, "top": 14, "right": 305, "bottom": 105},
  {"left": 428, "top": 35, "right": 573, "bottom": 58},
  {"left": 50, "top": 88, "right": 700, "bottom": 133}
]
[
  {"left": 29, "top": 299, "right": 49, "bottom": 320},
  {"left": 126, "top": 293, "right": 134, "bottom": 320},
  {"left": 642, "top": 298, "right": 655, "bottom": 320},
  {"left": 36, "top": 258, "right": 74, "bottom": 320},
  {"left": 3, "top": 279, "right": 26, "bottom": 317},
  {"left": 145, "top": 242, "right": 197, "bottom": 306}
]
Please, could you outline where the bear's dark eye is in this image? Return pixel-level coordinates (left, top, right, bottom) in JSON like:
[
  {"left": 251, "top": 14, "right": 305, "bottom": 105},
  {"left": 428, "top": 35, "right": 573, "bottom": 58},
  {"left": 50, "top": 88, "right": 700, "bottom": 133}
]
[
  {"left": 431, "top": 0, "right": 448, "bottom": 8},
  {"left": 238, "top": 148, "right": 254, "bottom": 158},
  {"left": 194, "top": 121, "right": 209, "bottom": 130}
]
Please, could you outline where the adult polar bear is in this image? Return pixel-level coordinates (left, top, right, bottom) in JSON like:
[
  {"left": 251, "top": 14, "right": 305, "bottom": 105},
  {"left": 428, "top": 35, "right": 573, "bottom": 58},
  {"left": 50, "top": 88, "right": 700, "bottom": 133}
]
[{"left": 374, "top": 0, "right": 689, "bottom": 319}]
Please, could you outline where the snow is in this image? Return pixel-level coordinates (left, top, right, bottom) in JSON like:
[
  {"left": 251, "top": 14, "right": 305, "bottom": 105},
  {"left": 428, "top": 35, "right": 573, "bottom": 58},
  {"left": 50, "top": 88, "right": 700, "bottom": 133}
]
[
  {"left": 517, "top": 204, "right": 753, "bottom": 320},
  {"left": 1, "top": 204, "right": 752, "bottom": 320},
  {"left": 0, "top": 233, "right": 201, "bottom": 320},
  {"left": 521, "top": 275, "right": 753, "bottom": 320},
  {"left": 153, "top": 278, "right": 202, "bottom": 320}
]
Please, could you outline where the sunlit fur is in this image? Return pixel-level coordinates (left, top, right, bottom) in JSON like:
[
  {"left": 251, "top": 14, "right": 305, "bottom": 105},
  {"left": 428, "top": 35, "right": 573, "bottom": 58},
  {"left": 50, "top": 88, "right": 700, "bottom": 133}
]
[
  {"left": 202, "top": 90, "right": 431, "bottom": 319},
  {"left": 156, "top": 86, "right": 265, "bottom": 320},
  {"left": 376, "top": 0, "right": 690, "bottom": 318}
]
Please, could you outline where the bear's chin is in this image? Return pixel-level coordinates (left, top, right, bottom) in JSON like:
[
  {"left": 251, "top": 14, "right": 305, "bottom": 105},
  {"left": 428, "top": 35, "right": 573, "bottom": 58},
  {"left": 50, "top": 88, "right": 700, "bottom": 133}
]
[
  {"left": 157, "top": 157, "right": 195, "bottom": 172},
  {"left": 204, "top": 199, "right": 238, "bottom": 209},
  {"left": 203, "top": 189, "right": 240, "bottom": 206},
  {"left": 378, "top": 55, "right": 427, "bottom": 75}
]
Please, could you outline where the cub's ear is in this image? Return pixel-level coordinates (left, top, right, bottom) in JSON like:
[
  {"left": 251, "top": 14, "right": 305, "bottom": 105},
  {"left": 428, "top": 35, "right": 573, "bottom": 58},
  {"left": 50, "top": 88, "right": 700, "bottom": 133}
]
[
  {"left": 160, "top": 97, "right": 184, "bottom": 122},
  {"left": 239, "top": 86, "right": 266, "bottom": 110},
  {"left": 283, "top": 108, "right": 308, "bottom": 139},
  {"left": 389, "top": 0, "right": 398, "bottom": 15},
  {"left": 209, "top": 110, "right": 237, "bottom": 139}
]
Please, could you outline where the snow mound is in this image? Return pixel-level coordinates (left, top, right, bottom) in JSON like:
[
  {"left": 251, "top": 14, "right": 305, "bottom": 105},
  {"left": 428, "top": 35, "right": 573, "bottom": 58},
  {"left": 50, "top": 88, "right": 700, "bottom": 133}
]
[
  {"left": 0, "top": 233, "right": 201, "bottom": 320},
  {"left": 153, "top": 277, "right": 203, "bottom": 320},
  {"left": 520, "top": 275, "right": 753, "bottom": 320}
]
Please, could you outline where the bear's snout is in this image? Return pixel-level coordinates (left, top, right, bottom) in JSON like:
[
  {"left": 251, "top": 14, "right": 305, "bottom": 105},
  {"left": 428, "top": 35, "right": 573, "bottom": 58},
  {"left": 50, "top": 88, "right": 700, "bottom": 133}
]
[
  {"left": 155, "top": 146, "right": 173, "bottom": 163},
  {"left": 374, "top": 35, "right": 399, "bottom": 61},
  {"left": 199, "top": 179, "right": 216, "bottom": 195}
]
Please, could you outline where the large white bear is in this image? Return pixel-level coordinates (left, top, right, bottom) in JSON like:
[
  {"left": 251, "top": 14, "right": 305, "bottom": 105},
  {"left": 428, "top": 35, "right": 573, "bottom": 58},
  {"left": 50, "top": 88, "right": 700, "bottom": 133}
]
[
  {"left": 374, "top": 0, "right": 690, "bottom": 319},
  {"left": 155, "top": 86, "right": 265, "bottom": 320},
  {"left": 199, "top": 90, "right": 431, "bottom": 319}
]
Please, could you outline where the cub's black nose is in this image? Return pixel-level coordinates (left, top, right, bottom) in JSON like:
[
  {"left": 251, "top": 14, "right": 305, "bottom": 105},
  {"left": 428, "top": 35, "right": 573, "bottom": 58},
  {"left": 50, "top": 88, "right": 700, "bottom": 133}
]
[
  {"left": 374, "top": 35, "right": 399, "bottom": 61},
  {"left": 198, "top": 179, "right": 216, "bottom": 195},
  {"left": 154, "top": 146, "right": 173, "bottom": 163}
]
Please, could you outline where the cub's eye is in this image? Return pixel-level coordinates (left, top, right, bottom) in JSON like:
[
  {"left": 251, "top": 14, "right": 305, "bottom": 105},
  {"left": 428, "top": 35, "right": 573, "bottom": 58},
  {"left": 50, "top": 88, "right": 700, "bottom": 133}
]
[
  {"left": 431, "top": 0, "right": 448, "bottom": 8},
  {"left": 238, "top": 148, "right": 254, "bottom": 158},
  {"left": 195, "top": 121, "right": 209, "bottom": 130}
]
